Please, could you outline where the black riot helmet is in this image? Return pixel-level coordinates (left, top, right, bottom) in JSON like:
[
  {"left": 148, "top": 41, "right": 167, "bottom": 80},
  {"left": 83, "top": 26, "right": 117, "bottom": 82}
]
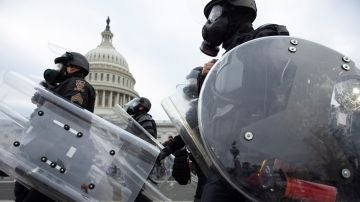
[
  {"left": 54, "top": 52, "right": 90, "bottom": 76},
  {"left": 125, "top": 97, "right": 152, "bottom": 115},
  {"left": 43, "top": 51, "right": 89, "bottom": 84},
  {"left": 204, "top": 0, "right": 257, "bottom": 20},
  {"left": 200, "top": 0, "right": 257, "bottom": 56}
]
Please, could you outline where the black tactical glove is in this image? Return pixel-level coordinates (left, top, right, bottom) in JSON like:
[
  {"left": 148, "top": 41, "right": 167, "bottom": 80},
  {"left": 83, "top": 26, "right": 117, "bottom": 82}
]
[
  {"left": 156, "top": 147, "right": 172, "bottom": 165},
  {"left": 40, "top": 80, "right": 50, "bottom": 88},
  {"left": 31, "top": 92, "right": 41, "bottom": 104},
  {"left": 172, "top": 148, "right": 190, "bottom": 185},
  {"left": 31, "top": 81, "right": 51, "bottom": 105}
]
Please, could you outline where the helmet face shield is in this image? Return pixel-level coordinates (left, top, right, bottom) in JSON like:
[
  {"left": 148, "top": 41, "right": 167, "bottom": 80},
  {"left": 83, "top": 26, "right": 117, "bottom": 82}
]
[
  {"left": 54, "top": 52, "right": 73, "bottom": 65},
  {"left": 199, "top": 36, "right": 360, "bottom": 201},
  {"left": 124, "top": 97, "right": 151, "bottom": 115},
  {"left": 208, "top": 5, "right": 224, "bottom": 23},
  {"left": 56, "top": 63, "right": 64, "bottom": 70},
  {"left": 124, "top": 98, "right": 140, "bottom": 115}
]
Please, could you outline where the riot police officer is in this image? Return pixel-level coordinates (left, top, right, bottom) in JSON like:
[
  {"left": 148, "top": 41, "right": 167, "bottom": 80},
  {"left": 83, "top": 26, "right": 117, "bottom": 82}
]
[
  {"left": 44, "top": 51, "right": 96, "bottom": 112},
  {"left": 125, "top": 97, "right": 157, "bottom": 139},
  {"left": 14, "top": 51, "right": 96, "bottom": 202},
  {"left": 199, "top": 0, "right": 290, "bottom": 201},
  {"left": 159, "top": 0, "right": 289, "bottom": 201},
  {"left": 192, "top": 0, "right": 360, "bottom": 201},
  {"left": 125, "top": 97, "right": 157, "bottom": 202},
  {"left": 157, "top": 66, "right": 207, "bottom": 201}
]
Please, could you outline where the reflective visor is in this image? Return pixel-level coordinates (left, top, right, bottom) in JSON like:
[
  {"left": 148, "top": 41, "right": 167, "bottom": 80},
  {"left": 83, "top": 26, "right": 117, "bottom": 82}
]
[
  {"left": 208, "top": 5, "right": 223, "bottom": 22},
  {"left": 124, "top": 98, "right": 140, "bottom": 110}
]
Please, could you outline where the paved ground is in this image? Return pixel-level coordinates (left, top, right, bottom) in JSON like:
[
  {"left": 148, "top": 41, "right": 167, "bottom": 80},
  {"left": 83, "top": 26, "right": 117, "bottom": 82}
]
[
  {"left": 0, "top": 178, "right": 197, "bottom": 202},
  {"left": 159, "top": 180, "right": 197, "bottom": 201},
  {"left": 0, "top": 179, "right": 15, "bottom": 201}
]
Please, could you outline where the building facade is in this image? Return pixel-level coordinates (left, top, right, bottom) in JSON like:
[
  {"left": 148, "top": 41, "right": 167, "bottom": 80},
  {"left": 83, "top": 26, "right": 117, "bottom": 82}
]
[
  {"left": 85, "top": 17, "right": 138, "bottom": 116},
  {"left": 85, "top": 18, "right": 177, "bottom": 142},
  {"left": 156, "top": 120, "right": 178, "bottom": 143}
]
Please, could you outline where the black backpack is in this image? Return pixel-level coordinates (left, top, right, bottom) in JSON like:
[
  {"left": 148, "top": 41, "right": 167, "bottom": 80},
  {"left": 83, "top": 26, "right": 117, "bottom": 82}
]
[{"left": 228, "top": 23, "right": 290, "bottom": 51}]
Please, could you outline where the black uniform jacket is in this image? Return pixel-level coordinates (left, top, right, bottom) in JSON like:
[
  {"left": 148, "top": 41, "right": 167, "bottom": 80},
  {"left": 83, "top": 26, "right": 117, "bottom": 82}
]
[{"left": 50, "top": 74, "right": 96, "bottom": 112}]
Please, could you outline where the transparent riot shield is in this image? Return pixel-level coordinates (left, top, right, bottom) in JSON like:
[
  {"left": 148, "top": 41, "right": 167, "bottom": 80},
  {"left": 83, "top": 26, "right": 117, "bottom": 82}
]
[
  {"left": 102, "top": 105, "right": 173, "bottom": 201},
  {"left": 161, "top": 85, "right": 212, "bottom": 176},
  {"left": 199, "top": 36, "right": 360, "bottom": 201},
  {"left": 0, "top": 71, "right": 163, "bottom": 202}
]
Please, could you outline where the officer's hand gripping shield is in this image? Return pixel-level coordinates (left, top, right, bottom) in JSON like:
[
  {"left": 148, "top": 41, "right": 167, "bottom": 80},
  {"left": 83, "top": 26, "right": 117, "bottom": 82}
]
[
  {"left": 161, "top": 84, "right": 212, "bottom": 176},
  {"left": 102, "top": 105, "right": 173, "bottom": 201},
  {"left": 0, "top": 71, "right": 161, "bottom": 202},
  {"left": 199, "top": 36, "right": 360, "bottom": 201}
]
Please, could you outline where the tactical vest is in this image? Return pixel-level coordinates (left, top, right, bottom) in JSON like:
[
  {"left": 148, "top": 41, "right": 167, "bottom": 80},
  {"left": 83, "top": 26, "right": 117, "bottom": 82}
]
[{"left": 134, "top": 113, "right": 157, "bottom": 139}]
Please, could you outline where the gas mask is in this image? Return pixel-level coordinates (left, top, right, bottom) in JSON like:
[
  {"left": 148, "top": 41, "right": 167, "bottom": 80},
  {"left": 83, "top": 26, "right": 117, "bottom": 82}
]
[
  {"left": 44, "top": 52, "right": 85, "bottom": 84},
  {"left": 43, "top": 64, "right": 67, "bottom": 84},
  {"left": 200, "top": 5, "right": 228, "bottom": 57},
  {"left": 200, "top": 0, "right": 257, "bottom": 57}
]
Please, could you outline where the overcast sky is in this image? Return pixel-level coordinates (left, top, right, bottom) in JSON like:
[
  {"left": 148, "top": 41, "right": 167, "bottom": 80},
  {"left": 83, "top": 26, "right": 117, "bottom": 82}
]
[{"left": 0, "top": 0, "right": 359, "bottom": 120}]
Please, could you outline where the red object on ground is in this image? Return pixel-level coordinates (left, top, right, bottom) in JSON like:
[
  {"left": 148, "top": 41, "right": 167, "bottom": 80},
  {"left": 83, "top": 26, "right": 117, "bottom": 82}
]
[{"left": 284, "top": 178, "right": 337, "bottom": 202}]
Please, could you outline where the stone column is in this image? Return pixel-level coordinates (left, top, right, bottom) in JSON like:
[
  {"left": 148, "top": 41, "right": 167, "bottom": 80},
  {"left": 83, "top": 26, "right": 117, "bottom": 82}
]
[
  {"left": 102, "top": 90, "right": 105, "bottom": 107},
  {"left": 122, "top": 94, "right": 126, "bottom": 106},
  {"left": 110, "top": 91, "right": 113, "bottom": 107},
  {"left": 120, "top": 93, "right": 123, "bottom": 106},
  {"left": 116, "top": 92, "right": 119, "bottom": 106}
]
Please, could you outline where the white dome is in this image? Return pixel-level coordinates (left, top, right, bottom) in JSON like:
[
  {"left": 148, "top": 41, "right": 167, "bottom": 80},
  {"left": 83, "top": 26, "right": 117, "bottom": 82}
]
[
  {"left": 85, "top": 17, "right": 138, "bottom": 117},
  {"left": 86, "top": 47, "right": 129, "bottom": 70},
  {"left": 85, "top": 20, "right": 129, "bottom": 70}
]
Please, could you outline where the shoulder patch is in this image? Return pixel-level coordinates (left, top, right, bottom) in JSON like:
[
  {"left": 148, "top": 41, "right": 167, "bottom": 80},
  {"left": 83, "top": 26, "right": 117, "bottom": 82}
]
[
  {"left": 70, "top": 93, "right": 84, "bottom": 105},
  {"left": 74, "top": 80, "right": 85, "bottom": 92}
]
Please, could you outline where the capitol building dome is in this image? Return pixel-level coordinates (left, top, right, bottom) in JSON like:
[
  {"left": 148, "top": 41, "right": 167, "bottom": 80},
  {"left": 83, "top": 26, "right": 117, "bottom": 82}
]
[{"left": 85, "top": 17, "right": 138, "bottom": 116}]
